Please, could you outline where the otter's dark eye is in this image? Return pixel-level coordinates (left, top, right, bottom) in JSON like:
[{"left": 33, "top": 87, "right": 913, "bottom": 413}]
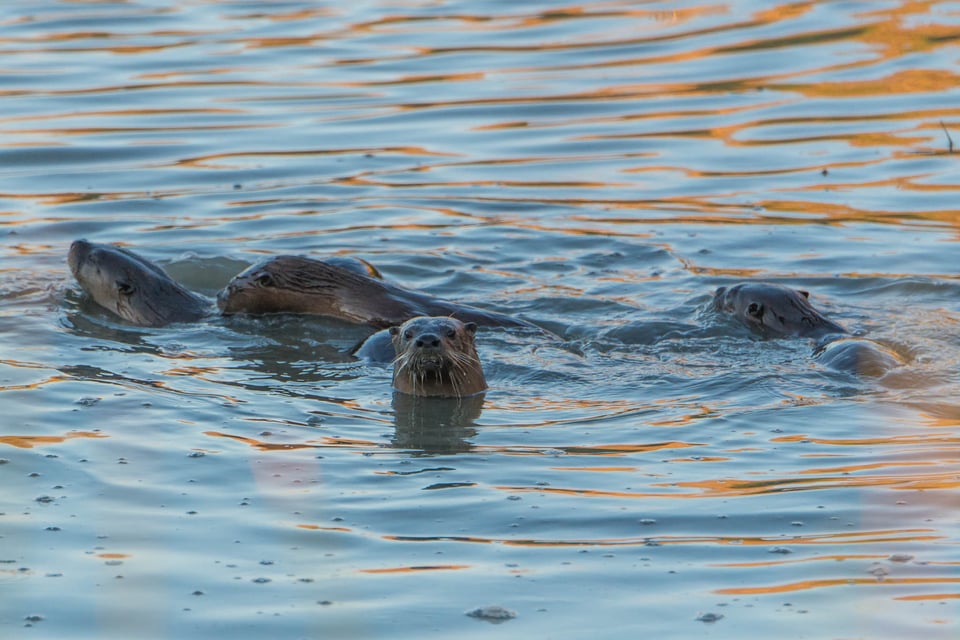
[
  {"left": 117, "top": 281, "right": 134, "bottom": 296},
  {"left": 256, "top": 273, "right": 274, "bottom": 287},
  {"left": 747, "top": 302, "right": 763, "bottom": 318},
  {"left": 446, "top": 328, "right": 456, "bottom": 338},
  {"left": 404, "top": 330, "right": 414, "bottom": 340}
]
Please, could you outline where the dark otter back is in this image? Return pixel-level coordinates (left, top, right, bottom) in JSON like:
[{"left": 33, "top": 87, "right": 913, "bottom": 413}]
[{"left": 814, "top": 338, "right": 904, "bottom": 377}]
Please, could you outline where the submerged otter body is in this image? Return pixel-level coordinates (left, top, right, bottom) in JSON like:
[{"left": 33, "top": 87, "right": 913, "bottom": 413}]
[
  {"left": 713, "top": 282, "right": 903, "bottom": 376},
  {"left": 390, "top": 316, "right": 487, "bottom": 398},
  {"left": 69, "top": 239, "right": 210, "bottom": 327},
  {"left": 813, "top": 338, "right": 904, "bottom": 378},
  {"left": 217, "top": 255, "right": 535, "bottom": 330}
]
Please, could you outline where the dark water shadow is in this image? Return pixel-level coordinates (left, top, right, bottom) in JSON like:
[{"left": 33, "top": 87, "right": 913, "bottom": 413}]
[{"left": 390, "top": 392, "right": 485, "bottom": 455}]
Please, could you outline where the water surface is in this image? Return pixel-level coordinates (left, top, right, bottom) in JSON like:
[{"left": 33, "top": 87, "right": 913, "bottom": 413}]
[{"left": 2, "top": 1, "right": 960, "bottom": 638}]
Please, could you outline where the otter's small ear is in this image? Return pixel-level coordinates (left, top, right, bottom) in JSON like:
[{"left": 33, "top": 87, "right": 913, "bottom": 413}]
[
  {"left": 389, "top": 326, "right": 400, "bottom": 336},
  {"left": 464, "top": 322, "right": 477, "bottom": 334},
  {"left": 799, "top": 290, "right": 810, "bottom": 299},
  {"left": 714, "top": 286, "right": 727, "bottom": 296}
]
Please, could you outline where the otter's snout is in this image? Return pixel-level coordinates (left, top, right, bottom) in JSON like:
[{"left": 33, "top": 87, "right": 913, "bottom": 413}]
[
  {"left": 215, "top": 283, "right": 234, "bottom": 312},
  {"left": 414, "top": 333, "right": 441, "bottom": 349},
  {"left": 68, "top": 239, "right": 94, "bottom": 276}
]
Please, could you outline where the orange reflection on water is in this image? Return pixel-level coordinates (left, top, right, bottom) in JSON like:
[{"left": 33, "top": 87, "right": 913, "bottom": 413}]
[
  {"left": 717, "top": 576, "right": 960, "bottom": 596},
  {"left": 712, "top": 553, "right": 887, "bottom": 568},
  {"left": 660, "top": 469, "right": 960, "bottom": 497},
  {"left": 359, "top": 565, "right": 470, "bottom": 574},
  {"left": 174, "top": 145, "right": 456, "bottom": 169},
  {"left": 772, "top": 433, "right": 960, "bottom": 447},
  {"left": 553, "top": 466, "right": 639, "bottom": 473},
  {"left": 385, "top": 528, "right": 939, "bottom": 549},
  {"left": 474, "top": 440, "right": 703, "bottom": 457},
  {"left": 204, "top": 430, "right": 377, "bottom": 451},
  {"left": 0, "top": 431, "right": 106, "bottom": 449},
  {"left": 0, "top": 373, "right": 70, "bottom": 392},
  {"left": 296, "top": 524, "right": 352, "bottom": 533}
]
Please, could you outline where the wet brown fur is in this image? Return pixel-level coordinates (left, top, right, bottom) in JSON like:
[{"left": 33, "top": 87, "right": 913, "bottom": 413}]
[
  {"left": 218, "top": 255, "right": 533, "bottom": 330},
  {"left": 390, "top": 316, "right": 487, "bottom": 398}
]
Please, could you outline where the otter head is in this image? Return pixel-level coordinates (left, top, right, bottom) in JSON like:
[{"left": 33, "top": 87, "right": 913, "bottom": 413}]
[
  {"left": 713, "top": 282, "right": 846, "bottom": 338},
  {"left": 390, "top": 316, "right": 487, "bottom": 398},
  {"left": 68, "top": 239, "right": 207, "bottom": 327},
  {"left": 217, "top": 256, "right": 344, "bottom": 316}
]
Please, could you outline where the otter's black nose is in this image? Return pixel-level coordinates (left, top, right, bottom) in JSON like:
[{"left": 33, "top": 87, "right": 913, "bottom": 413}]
[{"left": 415, "top": 333, "right": 440, "bottom": 348}]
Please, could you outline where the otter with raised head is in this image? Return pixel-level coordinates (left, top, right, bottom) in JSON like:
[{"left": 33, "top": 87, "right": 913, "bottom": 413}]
[
  {"left": 390, "top": 316, "right": 487, "bottom": 398},
  {"left": 713, "top": 282, "right": 846, "bottom": 338},
  {"left": 713, "top": 281, "right": 904, "bottom": 376},
  {"left": 217, "top": 255, "right": 535, "bottom": 330},
  {"left": 68, "top": 239, "right": 210, "bottom": 327}
]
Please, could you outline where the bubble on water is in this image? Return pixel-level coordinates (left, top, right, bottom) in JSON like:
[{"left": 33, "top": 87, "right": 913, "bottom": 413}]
[
  {"left": 252, "top": 577, "right": 271, "bottom": 584},
  {"left": 188, "top": 452, "right": 206, "bottom": 458},
  {"left": 868, "top": 565, "right": 889, "bottom": 579},
  {"left": 35, "top": 496, "right": 55, "bottom": 503},
  {"left": 888, "top": 553, "right": 914, "bottom": 563},
  {"left": 76, "top": 397, "right": 100, "bottom": 407},
  {"left": 466, "top": 605, "right": 517, "bottom": 622},
  {"left": 696, "top": 612, "right": 723, "bottom": 623},
  {"left": 639, "top": 518, "right": 657, "bottom": 525},
  {"left": 769, "top": 547, "right": 792, "bottom": 554}
]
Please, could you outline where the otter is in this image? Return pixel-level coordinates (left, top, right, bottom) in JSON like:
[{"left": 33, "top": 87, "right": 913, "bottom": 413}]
[
  {"left": 713, "top": 282, "right": 903, "bottom": 376},
  {"left": 713, "top": 282, "right": 846, "bottom": 338},
  {"left": 217, "top": 254, "right": 536, "bottom": 330},
  {"left": 389, "top": 316, "right": 487, "bottom": 398},
  {"left": 68, "top": 239, "right": 210, "bottom": 327}
]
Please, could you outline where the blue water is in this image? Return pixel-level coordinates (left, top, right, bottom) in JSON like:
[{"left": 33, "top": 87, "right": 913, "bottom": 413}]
[{"left": 2, "top": 1, "right": 960, "bottom": 638}]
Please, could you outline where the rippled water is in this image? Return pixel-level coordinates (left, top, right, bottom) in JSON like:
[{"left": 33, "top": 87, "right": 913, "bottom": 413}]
[{"left": 2, "top": 1, "right": 960, "bottom": 638}]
